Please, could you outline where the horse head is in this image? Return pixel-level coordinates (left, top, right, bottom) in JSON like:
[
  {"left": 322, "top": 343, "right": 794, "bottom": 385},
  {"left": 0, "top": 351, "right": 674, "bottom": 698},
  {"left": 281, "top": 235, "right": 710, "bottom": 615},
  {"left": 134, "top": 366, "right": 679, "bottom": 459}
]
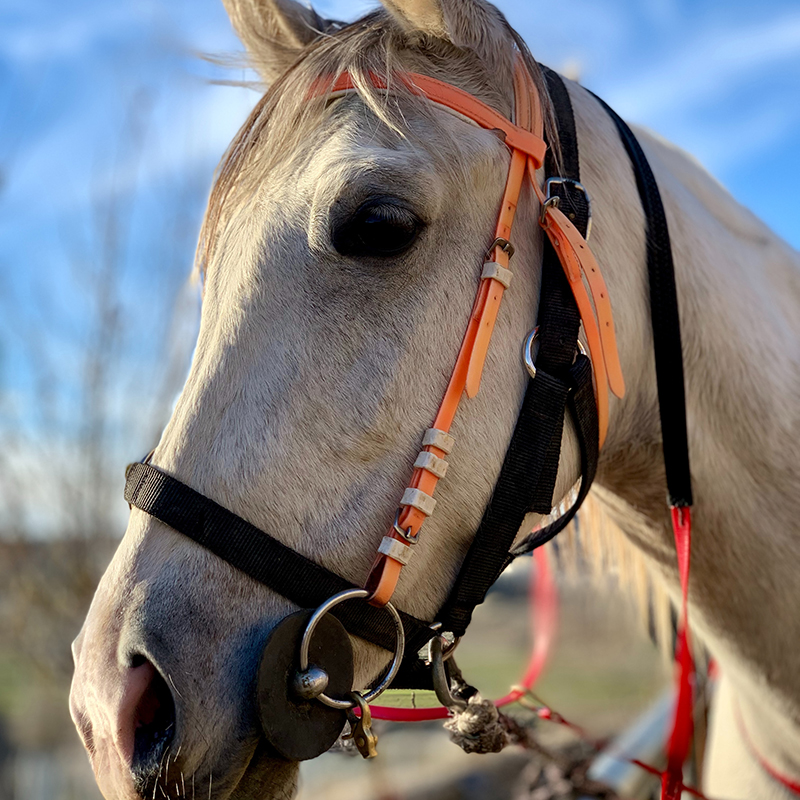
[{"left": 69, "top": 1, "right": 649, "bottom": 798}]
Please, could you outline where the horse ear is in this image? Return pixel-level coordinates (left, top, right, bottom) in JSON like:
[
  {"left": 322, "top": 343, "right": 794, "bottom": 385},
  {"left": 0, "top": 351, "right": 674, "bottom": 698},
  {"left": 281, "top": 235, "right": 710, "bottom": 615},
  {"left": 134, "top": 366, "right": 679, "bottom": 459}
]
[
  {"left": 379, "top": 0, "right": 509, "bottom": 63},
  {"left": 222, "top": 0, "right": 343, "bottom": 84}
]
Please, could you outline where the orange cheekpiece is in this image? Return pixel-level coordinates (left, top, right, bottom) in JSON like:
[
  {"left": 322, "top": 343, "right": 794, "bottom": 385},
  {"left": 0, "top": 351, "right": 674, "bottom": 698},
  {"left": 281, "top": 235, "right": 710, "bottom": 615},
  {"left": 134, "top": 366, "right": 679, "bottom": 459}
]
[{"left": 311, "top": 60, "right": 624, "bottom": 607}]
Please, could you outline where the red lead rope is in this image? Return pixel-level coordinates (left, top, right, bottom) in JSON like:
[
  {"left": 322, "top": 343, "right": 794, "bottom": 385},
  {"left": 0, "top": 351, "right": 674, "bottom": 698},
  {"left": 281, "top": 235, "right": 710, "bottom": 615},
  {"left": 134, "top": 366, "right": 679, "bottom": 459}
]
[
  {"left": 370, "top": 506, "right": 718, "bottom": 798},
  {"left": 663, "top": 505, "right": 698, "bottom": 800}
]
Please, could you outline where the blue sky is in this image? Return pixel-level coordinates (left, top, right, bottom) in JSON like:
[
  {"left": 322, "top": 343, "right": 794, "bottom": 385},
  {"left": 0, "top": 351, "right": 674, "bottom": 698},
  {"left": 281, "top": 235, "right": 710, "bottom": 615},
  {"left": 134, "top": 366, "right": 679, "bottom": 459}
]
[
  {"left": 2, "top": 0, "right": 798, "bottom": 273},
  {"left": 0, "top": 0, "right": 798, "bottom": 477}
]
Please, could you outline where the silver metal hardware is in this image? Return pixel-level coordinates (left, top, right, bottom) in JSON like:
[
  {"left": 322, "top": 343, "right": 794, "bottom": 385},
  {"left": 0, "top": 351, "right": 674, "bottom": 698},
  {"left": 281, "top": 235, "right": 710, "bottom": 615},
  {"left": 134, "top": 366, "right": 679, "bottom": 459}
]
[
  {"left": 539, "top": 194, "right": 560, "bottom": 226},
  {"left": 345, "top": 692, "right": 378, "bottom": 758},
  {"left": 543, "top": 177, "right": 593, "bottom": 240},
  {"left": 393, "top": 509, "right": 419, "bottom": 544},
  {"left": 486, "top": 237, "right": 515, "bottom": 259},
  {"left": 430, "top": 636, "right": 467, "bottom": 711},
  {"left": 292, "top": 665, "right": 330, "bottom": 700},
  {"left": 424, "top": 622, "right": 460, "bottom": 664},
  {"left": 298, "top": 588, "right": 405, "bottom": 709},
  {"left": 523, "top": 327, "right": 540, "bottom": 379},
  {"left": 523, "top": 326, "right": 587, "bottom": 380}
]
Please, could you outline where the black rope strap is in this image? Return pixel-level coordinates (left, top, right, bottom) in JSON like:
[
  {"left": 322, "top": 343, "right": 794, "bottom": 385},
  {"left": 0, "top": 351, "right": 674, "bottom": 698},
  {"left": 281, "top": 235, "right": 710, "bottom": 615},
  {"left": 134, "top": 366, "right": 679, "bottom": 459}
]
[
  {"left": 512, "top": 353, "right": 598, "bottom": 554},
  {"left": 438, "top": 354, "right": 596, "bottom": 636},
  {"left": 124, "top": 462, "right": 436, "bottom": 656},
  {"left": 590, "top": 94, "right": 692, "bottom": 507}
]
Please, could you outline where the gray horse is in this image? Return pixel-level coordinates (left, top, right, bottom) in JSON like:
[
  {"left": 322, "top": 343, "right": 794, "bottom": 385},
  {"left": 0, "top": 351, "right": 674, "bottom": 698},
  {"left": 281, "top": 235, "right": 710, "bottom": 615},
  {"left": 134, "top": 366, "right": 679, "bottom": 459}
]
[{"left": 70, "top": 1, "right": 800, "bottom": 798}]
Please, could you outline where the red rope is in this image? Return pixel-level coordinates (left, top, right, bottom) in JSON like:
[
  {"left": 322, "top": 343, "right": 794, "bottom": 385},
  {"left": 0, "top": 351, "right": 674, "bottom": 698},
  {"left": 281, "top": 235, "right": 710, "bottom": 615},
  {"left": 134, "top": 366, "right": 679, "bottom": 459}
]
[
  {"left": 734, "top": 697, "right": 800, "bottom": 794},
  {"left": 662, "top": 505, "right": 697, "bottom": 800},
  {"left": 370, "top": 509, "right": 715, "bottom": 799}
]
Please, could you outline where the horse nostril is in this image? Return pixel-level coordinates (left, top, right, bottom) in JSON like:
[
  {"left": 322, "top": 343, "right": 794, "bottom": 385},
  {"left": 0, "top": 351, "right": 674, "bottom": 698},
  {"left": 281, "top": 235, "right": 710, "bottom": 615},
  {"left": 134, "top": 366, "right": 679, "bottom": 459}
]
[{"left": 128, "top": 655, "right": 176, "bottom": 792}]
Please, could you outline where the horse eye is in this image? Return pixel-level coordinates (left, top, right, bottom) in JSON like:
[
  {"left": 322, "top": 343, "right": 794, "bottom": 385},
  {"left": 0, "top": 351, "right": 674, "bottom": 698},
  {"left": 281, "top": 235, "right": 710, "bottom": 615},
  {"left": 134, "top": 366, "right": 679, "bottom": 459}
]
[{"left": 332, "top": 201, "right": 423, "bottom": 258}]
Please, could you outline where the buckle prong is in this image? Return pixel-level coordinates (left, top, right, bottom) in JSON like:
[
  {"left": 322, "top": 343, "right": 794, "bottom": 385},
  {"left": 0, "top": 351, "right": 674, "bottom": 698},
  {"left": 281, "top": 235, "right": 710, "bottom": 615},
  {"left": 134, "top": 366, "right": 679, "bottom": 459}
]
[
  {"left": 393, "top": 510, "right": 419, "bottom": 544},
  {"left": 487, "top": 237, "right": 515, "bottom": 260}
]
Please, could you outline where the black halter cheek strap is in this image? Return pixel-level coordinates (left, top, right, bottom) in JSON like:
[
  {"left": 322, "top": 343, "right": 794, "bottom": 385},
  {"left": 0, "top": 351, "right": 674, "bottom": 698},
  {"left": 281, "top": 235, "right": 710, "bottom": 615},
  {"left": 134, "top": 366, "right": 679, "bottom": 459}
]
[{"left": 124, "top": 67, "right": 691, "bottom": 682}]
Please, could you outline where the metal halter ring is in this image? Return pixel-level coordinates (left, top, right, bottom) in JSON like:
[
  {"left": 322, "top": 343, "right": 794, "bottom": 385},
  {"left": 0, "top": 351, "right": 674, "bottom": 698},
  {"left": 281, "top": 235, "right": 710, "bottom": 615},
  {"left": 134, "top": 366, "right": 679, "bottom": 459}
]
[
  {"left": 298, "top": 588, "right": 405, "bottom": 709},
  {"left": 523, "top": 327, "right": 587, "bottom": 380}
]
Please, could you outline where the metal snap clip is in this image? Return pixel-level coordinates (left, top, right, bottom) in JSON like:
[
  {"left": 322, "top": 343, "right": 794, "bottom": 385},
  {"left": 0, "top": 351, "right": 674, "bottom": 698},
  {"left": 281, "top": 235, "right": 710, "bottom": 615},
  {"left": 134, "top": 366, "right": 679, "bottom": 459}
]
[
  {"left": 430, "top": 635, "right": 467, "bottom": 711},
  {"left": 425, "top": 622, "right": 461, "bottom": 664}
]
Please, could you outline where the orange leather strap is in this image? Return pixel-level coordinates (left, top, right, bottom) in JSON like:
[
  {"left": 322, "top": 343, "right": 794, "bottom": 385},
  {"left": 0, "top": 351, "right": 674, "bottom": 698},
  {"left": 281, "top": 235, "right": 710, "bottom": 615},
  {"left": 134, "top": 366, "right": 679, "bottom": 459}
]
[{"left": 324, "top": 72, "right": 547, "bottom": 168}]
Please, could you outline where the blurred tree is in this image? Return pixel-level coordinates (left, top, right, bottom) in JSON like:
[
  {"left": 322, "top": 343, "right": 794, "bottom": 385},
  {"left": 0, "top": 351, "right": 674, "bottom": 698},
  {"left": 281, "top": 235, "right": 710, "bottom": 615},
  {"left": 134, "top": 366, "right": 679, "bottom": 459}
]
[{"left": 0, "top": 89, "right": 202, "bottom": 692}]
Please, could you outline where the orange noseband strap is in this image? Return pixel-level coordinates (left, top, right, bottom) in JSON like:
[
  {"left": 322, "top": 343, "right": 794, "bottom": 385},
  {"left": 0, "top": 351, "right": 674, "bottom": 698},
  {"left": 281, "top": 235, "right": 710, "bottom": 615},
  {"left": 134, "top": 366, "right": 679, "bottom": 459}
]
[{"left": 311, "top": 62, "right": 624, "bottom": 607}]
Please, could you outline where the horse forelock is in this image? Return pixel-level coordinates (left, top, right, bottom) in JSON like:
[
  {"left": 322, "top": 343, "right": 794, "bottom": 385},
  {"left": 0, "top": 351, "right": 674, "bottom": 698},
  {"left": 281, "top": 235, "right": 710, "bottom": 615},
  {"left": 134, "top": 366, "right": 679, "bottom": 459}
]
[{"left": 195, "top": 8, "right": 559, "bottom": 283}]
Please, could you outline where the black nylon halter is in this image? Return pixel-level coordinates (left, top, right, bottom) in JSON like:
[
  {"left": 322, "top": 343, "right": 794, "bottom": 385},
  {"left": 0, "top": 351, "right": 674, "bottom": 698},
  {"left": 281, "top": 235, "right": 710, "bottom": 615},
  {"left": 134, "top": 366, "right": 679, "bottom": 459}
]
[{"left": 125, "top": 67, "right": 691, "bottom": 680}]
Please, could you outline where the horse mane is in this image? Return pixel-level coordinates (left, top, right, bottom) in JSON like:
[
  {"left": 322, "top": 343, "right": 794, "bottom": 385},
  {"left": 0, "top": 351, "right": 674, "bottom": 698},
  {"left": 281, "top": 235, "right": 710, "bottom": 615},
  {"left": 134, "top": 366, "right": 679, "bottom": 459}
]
[
  {"left": 558, "top": 493, "right": 676, "bottom": 660},
  {"left": 195, "top": 9, "right": 559, "bottom": 280}
]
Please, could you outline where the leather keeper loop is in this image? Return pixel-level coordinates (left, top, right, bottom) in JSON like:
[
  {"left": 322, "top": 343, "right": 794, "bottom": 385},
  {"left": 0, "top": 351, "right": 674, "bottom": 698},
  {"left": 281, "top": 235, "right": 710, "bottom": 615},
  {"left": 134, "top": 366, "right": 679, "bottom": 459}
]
[
  {"left": 481, "top": 262, "right": 513, "bottom": 289},
  {"left": 378, "top": 536, "right": 413, "bottom": 565},
  {"left": 422, "top": 428, "right": 455, "bottom": 454},
  {"left": 413, "top": 451, "right": 448, "bottom": 479},
  {"left": 400, "top": 487, "right": 437, "bottom": 517}
]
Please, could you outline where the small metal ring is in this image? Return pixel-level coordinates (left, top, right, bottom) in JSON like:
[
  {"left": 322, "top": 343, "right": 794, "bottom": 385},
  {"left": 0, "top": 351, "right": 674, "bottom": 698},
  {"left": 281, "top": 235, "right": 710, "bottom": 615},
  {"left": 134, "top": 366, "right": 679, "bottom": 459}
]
[
  {"left": 523, "top": 327, "right": 540, "bottom": 379},
  {"left": 299, "top": 588, "right": 405, "bottom": 709},
  {"left": 523, "top": 327, "right": 587, "bottom": 380}
]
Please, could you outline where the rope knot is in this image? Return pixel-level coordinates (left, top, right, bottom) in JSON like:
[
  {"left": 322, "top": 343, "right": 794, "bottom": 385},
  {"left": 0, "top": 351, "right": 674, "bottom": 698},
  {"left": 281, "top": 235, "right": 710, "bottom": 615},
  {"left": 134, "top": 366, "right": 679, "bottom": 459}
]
[{"left": 443, "top": 694, "right": 510, "bottom": 754}]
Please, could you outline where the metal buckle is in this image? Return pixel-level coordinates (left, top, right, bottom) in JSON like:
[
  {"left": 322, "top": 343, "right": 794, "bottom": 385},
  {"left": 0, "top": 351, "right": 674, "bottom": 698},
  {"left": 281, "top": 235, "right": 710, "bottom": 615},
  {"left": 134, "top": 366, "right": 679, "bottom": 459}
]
[
  {"left": 486, "top": 237, "right": 515, "bottom": 260},
  {"left": 543, "top": 177, "right": 593, "bottom": 240},
  {"left": 539, "top": 195, "right": 560, "bottom": 227},
  {"left": 393, "top": 509, "right": 419, "bottom": 544}
]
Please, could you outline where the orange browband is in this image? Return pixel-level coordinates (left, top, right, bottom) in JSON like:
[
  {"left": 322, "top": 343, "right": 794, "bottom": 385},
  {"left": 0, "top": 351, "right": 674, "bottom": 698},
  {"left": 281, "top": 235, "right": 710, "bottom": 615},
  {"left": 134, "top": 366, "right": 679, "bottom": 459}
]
[{"left": 310, "top": 62, "right": 624, "bottom": 606}]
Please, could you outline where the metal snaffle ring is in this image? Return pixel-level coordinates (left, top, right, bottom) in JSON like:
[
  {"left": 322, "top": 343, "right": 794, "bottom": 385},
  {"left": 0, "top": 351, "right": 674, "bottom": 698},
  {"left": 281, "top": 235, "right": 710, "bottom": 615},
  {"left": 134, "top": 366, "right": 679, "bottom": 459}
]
[{"left": 298, "top": 588, "right": 405, "bottom": 710}]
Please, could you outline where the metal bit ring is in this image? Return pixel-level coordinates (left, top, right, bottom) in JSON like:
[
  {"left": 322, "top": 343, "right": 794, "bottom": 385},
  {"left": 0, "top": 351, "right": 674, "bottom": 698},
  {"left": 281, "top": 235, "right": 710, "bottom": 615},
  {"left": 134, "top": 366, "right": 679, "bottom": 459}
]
[{"left": 298, "top": 588, "right": 405, "bottom": 710}]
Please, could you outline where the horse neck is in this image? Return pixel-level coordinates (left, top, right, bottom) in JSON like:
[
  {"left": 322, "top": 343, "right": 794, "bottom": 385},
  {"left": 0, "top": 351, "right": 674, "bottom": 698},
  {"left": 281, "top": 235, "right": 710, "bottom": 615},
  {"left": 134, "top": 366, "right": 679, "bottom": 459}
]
[{"left": 562, "top": 79, "right": 800, "bottom": 740}]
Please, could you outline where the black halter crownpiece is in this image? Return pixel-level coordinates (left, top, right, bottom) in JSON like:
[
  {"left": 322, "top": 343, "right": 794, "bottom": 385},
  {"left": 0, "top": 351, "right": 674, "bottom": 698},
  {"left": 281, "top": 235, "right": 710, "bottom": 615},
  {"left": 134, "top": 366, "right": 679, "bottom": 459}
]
[{"left": 125, "top": 66, "right": 691, "bottom": 687}]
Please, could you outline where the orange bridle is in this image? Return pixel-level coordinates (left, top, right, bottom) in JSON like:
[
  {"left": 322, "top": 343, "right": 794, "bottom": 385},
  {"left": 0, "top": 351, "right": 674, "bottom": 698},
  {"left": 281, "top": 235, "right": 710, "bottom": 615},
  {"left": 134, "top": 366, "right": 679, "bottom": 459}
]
[{"left": 313, "top": 61, "right": 625, "bottom": 607}]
